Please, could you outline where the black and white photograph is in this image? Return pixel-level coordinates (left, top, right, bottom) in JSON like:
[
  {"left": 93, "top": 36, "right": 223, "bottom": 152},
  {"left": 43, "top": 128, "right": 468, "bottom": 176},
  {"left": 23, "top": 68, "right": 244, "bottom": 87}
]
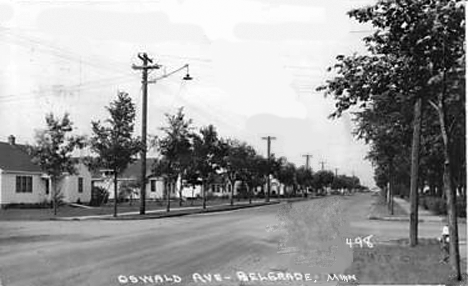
[{"left": 0, "top": 0, "right": 466, "bottom": 285}]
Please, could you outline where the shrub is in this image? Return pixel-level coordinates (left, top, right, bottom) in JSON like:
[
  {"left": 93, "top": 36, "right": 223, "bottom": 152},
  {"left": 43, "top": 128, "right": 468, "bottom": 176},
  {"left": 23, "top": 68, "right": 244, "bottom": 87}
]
[
  {"left": 425, "top": 197, "right": 447, "bottom": 215},
  {"left": 456, "top": 200, "right": 466, "bottom": 218},
  {"left": 4, "top": 201, "right": 51, "bottom": 209},
  {"left": 422, "top": 196, "right": 467, "bottom": 218},
  {"left": 90, "top": 186, "right": 109, "bottom": 206}
]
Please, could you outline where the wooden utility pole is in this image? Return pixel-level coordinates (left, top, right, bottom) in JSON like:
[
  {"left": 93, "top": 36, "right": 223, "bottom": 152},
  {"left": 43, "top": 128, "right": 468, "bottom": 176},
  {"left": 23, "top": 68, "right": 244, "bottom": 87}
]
[
  {"left": 132, "top": 53, "right": 160, "bottom": 215},
  {"left": 409, "top": 97, "right": 422, "bottom": 246},
  {"left": 262, "top": 136, "right": 276, "bottom": 202},
  {"left": 334, "top": 168, "right": 338, "bottom": 177},
  {"left": 319, "top": 161, "right": 326, "bottom": 171},
  {"left": 302, "top": 154, "right": 313, "bottom": 170}
]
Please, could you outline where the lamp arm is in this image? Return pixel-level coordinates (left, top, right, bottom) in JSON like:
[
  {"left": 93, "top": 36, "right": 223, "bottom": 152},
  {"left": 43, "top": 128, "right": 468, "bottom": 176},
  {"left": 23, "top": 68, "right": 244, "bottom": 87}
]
[{"left": 148, "top": 64, "right": 189, "bottom": 83}]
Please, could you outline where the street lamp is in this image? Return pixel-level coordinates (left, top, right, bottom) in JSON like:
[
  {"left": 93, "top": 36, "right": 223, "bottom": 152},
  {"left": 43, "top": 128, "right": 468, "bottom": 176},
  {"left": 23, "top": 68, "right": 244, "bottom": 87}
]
[{"left": 133, "top": 54, "right": 193, "bottom": 215}]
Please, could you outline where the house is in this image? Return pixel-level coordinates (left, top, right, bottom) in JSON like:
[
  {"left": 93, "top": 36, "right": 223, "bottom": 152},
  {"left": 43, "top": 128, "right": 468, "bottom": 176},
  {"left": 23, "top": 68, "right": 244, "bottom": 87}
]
[
  {"left": 91, "top": 158, "right": 167, "bottom": 200},
  {"left": 0, "top": 135, "right": 92, "bottom": 208}
]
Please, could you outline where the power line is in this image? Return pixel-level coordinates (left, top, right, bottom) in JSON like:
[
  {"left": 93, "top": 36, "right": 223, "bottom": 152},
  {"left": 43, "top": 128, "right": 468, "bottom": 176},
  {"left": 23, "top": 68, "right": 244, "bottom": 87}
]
[{"left": 0, "top": 28, "right": 133, "bottom": 76}]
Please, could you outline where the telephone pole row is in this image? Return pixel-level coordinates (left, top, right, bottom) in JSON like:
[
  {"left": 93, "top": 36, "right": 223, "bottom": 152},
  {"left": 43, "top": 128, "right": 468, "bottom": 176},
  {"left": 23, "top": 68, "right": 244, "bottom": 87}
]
[{"left": 261, "top": 136, "right": 276, "bottom": 203}]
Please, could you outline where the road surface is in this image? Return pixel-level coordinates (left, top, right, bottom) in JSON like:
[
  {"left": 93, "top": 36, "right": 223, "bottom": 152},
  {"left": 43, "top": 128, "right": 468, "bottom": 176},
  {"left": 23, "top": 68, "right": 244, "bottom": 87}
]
[{"left": 0, "top": 193, "right": 465, "bottom": 286}]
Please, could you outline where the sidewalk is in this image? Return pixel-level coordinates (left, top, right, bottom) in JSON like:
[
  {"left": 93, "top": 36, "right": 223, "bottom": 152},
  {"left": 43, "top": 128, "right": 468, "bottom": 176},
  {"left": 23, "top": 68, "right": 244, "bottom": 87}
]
[
  {"left": 393, "top": 197, "right": 466, "bottom": 223},
  {"left": 55, "top": 197, "right": 309, "bottom": 221}
]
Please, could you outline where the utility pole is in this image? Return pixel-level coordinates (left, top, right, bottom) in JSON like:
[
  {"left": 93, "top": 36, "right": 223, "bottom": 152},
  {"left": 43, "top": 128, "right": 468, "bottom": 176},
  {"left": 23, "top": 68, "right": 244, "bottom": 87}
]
[
  {"left": 335, "top": 168, "right": 338, "bottom": 177},
  {"left": 133, "top": 53, "right": 192, "bottom": 215},
  {"left": 319, "top": 160, "right": 326, "bottom": 171},
  {"left": 133, "top": 53, "right": 160, "bottom": 215},
  {"left": 262, "top": 136, "right": 276, "bottom": 203},
  {"left": 302, "top": 154, "right": 313, "bottom": 170}
]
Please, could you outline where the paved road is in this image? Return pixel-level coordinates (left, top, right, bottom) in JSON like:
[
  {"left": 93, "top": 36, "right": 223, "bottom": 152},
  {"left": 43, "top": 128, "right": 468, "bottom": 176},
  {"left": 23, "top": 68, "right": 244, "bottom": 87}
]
[{"left": 0, "top": 193, "right": 465, "bottom": 286}]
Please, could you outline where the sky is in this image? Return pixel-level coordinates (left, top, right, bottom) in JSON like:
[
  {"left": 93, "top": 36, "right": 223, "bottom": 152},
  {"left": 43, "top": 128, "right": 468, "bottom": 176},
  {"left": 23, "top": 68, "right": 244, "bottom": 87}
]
[{"left": 0, "top": 0, "right": 377, "bottom": 187}]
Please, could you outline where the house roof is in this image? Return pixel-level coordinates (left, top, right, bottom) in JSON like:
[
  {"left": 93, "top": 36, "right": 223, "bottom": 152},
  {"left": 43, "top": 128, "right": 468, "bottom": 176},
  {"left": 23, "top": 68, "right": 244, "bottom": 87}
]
[
  {"left": 0, "top": 141, "right": 42, "bottom": 173},
  {"left": 91, "top": 158, "right": 158, "bottom": 179}
]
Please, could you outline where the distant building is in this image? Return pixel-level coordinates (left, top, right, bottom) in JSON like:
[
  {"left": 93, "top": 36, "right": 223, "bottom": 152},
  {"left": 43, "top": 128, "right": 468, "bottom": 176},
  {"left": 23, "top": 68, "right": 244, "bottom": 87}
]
[{"left": 0, "top": 135, "right": 91, "bottom": 207}]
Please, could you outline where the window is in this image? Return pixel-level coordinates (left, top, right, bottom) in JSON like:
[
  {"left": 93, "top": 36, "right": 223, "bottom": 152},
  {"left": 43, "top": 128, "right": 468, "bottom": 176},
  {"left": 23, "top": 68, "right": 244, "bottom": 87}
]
[
  {"left": 151, "top": 180, "right": 156, "bottom": 192},
  {"left": 78, "top": 177, "right": 83, "bottom": 193},
  {"left": 16, "top": 176, "right": 33, "bottom": 193}
]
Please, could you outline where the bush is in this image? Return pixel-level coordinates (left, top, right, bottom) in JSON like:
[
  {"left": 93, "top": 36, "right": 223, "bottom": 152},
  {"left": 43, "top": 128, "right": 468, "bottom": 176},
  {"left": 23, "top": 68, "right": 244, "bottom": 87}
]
[
  {"left": 90, "top": 186, "right": 109, "bottom": 206},
  {"left": 421, "top": 196, "right": 467, "bottom": 218},
  {"left": 425, "top": 197, "right": 447, "bottom": 215},
  {"left": 457, "top": 200, "right": 466, "bottom": 218},
  {"left": 4, "top": 201, "right": 51, "bottom": 209}
]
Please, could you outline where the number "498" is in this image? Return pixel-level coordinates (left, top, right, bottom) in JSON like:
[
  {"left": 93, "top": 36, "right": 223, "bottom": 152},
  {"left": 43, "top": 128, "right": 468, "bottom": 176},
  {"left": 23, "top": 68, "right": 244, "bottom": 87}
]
[{"left": 346, "top": 235, "right": 374, "bottom": 248}]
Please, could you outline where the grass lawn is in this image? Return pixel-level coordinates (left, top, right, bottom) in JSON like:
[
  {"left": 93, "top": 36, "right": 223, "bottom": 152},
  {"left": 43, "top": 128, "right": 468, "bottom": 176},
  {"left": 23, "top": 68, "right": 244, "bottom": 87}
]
[
  {"left": 0, "top": 197, "right": 267, "bottom": 220},
  {"left": 345, "top": 238, "right": 467, "bottom": 285},
  {"left": 368, "top": 193, "right": 408, "bottom": 219}
]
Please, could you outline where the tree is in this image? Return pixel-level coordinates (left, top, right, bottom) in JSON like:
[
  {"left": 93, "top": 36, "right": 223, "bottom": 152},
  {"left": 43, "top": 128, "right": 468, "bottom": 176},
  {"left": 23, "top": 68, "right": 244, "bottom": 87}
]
[
  {"left": 191, "top": 124, "right": 224, "bottom": 209},
  {"left": 296, "top": 166, "right": 313, "bottom": 196},
  {"left": 277, "top": 159, "right": 298, "bottom": 197},
  {"left": 29, "top": 113, "right": 85, "bottom": 215},
  {"left": 153, "top": 107, "right": 194, "bottom": 211},
  {"left": 222, "top": 139, "right": 256, "bottom": 205},
  {"left": 89, "top": 92, "right": 141, "bottom": 217},
  {"left": 318, "top": 0, "right": 465, "bottom": 279}
]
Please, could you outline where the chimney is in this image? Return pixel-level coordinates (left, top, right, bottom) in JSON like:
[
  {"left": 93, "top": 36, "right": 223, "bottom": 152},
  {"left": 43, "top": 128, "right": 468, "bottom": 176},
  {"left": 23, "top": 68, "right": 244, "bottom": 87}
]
[{"left": 8, "top": 135, "right": 15, "bottom": 145}]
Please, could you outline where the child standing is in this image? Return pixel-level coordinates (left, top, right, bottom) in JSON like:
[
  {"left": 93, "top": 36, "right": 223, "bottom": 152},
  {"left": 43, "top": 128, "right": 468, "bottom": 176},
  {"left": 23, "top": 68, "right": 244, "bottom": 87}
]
[{"left": 438, "top": 225, "right": 450, "bottom": 263}]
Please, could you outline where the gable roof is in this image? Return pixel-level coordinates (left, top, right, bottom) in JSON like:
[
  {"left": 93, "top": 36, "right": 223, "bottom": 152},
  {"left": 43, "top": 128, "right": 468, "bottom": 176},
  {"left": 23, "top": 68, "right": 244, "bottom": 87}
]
[
  {"left": 91, "top": 158, "right": 158, "bottom": 179},
  {"left": 0, "top": 141, "right": 42, "bottom": 173}
]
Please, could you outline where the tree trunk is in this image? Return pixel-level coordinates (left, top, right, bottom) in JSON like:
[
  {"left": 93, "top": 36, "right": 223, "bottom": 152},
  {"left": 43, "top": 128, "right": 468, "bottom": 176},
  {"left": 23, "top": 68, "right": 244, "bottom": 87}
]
[
  {"left": 191, "top": 187, "right": 194, "bottom": 206},
  {"left": 113, "top": 171, "right": 118, "bottom": 217},
  {"left": 52, "top": 177, "right": 57, "bottom": 216},
  {"left": 389, "top": 158, "right": 394, "bottom": 216},
  {"left": 166, "top": 181, "right": 171, "bottom": 212},
  {"left": 202, "top": 182, "right": 207, "bottom": 210},
  {"left": 266, "top": 175, "right": 270, "bottom": 203},
  {"left": 230, "top": 180, "right": 234, "bottom": 206},
  {"left": 410, "top": 97, "right": 422, "bottom": 246},
  {"left": 179, "top": 188, "right": 183, "bottom": 207},
  {"left": 248, "top": 184, "right": 252, "bottom": 204},
  {"left": 435, "top": 97, "right": 461, "bottom": 280}
]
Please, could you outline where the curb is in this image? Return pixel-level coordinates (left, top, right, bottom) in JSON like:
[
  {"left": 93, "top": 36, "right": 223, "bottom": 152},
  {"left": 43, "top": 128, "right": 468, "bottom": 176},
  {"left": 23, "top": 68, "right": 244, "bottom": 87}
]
[
  {"left": 53, "top": 201, "right": 281, "bottom": 221},
  {"left": 368, "top": 215, "right": 425, "bottom": 222}
]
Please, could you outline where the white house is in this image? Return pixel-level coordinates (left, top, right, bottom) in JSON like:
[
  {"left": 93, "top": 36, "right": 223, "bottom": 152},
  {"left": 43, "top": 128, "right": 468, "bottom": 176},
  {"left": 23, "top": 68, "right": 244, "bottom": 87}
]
[
  {"left": 91, "top": 158, "right": 167, "bottom": 200},
  {"left": 0, "top": 135, "right": 92, "bottom": 207}
]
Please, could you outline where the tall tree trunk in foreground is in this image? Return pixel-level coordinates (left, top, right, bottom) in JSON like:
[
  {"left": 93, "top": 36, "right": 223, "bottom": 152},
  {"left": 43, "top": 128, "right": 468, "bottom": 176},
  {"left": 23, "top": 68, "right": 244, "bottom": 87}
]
[
  {"left": 389, "top": 158, "right": 394, "bottom": 216},
  {"left": 430, "top": 94, "right": 461, "bottom": 280},
  {"left": 410, "top": 97, "right": 422, "bottom": 246}
]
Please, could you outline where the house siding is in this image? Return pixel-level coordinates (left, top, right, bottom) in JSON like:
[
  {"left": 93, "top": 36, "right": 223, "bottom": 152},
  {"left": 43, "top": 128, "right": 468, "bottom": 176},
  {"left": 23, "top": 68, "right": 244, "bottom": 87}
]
[
  {"left": 1, "top": 172, "right": 47, "bottom": 205},
  {"left": 61, "top": 163, "right": 92, "bottom": 203}
]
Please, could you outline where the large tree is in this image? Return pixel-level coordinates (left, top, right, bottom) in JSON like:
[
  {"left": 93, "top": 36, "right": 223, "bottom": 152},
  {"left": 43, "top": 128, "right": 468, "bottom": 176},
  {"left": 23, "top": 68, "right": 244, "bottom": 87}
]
[
  {"left": 29, "top": 113, "right": 85, "bottom": 215},
  {"left": 191, "top": 124, "right": 224, "bottom": 209},
  {"left": 222, "top": 139, "right": 256, "bottom": 205},
  {"left": 153, "top": 107, "right": 194, "bottom": 211},
  {"left": 89, "top": 92, "right": 141, "bottom": 217}
]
